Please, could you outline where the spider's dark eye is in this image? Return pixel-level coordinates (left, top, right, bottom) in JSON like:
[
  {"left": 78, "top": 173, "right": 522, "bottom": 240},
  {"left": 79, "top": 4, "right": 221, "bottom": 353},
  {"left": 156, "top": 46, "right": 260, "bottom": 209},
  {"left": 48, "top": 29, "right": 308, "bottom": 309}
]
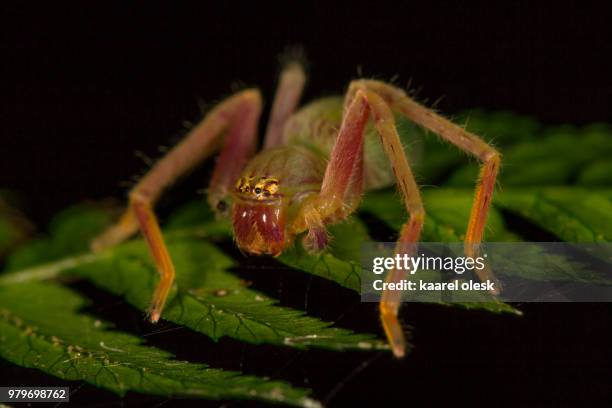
[
  {"left": 254, "top": 188, "right": 262, "bottom": 194},
  {"left": 216, "top": 200, "right": 227, "bottom": 212}
]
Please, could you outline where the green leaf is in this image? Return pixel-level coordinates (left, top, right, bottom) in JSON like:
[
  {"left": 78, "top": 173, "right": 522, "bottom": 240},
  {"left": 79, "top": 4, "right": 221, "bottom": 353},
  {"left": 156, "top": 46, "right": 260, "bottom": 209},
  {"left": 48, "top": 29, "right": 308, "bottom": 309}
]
[
  {"left": 76, "top": 238, "right": 388, "bottom": 351},
  {"left": 360, "top": 189, "right": 519, "bottom": 242},
  {"left": 459, "top": 109, "right": 542, "bottom": 145},
  {"left": 445, "top": 123, "right": 612, "bottom": 187},
  {"left": 577, "top": 160, "right": 612, "bottom": 186},
  {"left": 279, "top": 193, "right": 520, "bottom": 315},
  {"left": 412, "top": 110, "right": 541, "bottom": 185},
  {"left": 2, "top": 205, "right": 388, "bottom": 352},
  {"left": 279, "top": 218, "right": 368, "bottom": 293},
  {"left": 0, "top": 282, "right": 319, "bottom": 407},
  {"left": 363, "top": 188, "right": 611, "bottom": 284},
  {"left": 494, "top": 187, "right": 612, "bottom": 242},
  {"left": 5, "top": 204, "right": 113, "bottom": 271},
  {"left": 359, "top": 189, "right": 521, "bottom": 314}
]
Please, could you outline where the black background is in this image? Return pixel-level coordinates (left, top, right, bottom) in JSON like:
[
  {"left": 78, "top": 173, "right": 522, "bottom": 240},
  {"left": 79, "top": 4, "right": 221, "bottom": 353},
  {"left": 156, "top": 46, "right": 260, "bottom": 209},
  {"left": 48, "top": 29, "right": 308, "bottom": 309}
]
[{"left": 1, "top": 2, "right": 611, "bottom": 407}]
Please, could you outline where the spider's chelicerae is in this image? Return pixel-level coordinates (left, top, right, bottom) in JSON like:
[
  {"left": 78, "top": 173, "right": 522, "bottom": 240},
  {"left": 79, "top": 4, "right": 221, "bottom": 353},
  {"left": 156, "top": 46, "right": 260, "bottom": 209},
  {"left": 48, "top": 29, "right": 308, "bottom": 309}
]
[{"left": 92, "top": 60, "right": 501, "bottom": 358}]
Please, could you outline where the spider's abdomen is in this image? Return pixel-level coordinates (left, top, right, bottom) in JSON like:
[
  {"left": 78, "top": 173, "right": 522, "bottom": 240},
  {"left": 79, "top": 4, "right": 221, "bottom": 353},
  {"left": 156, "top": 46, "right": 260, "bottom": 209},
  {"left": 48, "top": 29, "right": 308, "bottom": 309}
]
[
  {"left": 282, "top": 96, "right": 423, "bottom": 191},
  {"left": 282, "top": 96, "right": 343, "bottom": 157}
]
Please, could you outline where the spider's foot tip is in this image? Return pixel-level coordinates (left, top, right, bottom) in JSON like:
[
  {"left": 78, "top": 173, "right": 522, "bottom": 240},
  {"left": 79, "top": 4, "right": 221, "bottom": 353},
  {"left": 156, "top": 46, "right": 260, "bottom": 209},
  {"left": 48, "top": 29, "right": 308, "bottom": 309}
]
[
  {"left": 391, "top": 345, "right": 406, "bottom": 359},
  {"left": 149, "top": 310, "right": 161, "bottom": 323},
  {"left": 489, "top": 279, "right": 502, "bottom": 295}
]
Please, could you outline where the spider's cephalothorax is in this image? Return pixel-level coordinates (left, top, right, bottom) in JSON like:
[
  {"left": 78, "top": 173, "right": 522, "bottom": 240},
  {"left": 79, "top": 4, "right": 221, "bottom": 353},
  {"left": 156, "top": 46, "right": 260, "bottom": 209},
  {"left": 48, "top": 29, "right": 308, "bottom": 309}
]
[
  {"left": 230, "top": 145, "right": 328, "bottom": 255},
  {"left": 93, "top": 60, "right": 501, "bottom": 358}
]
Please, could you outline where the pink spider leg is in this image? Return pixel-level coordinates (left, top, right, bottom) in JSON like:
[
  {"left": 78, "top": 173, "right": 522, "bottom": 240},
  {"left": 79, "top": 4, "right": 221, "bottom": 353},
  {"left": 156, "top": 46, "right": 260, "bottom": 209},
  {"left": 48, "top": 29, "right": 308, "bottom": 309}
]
[
  {"left": 92, "top": 89, "right": 262, "bottom": 322},
  {"left": 263, "top": 61, "right": 306, "bottom": 148},
  {"left": 291, "top": 89, "right": 425, "bottom": 358},
  {"left": 348, "top": 80, "right": 502, "bottom": 290}
]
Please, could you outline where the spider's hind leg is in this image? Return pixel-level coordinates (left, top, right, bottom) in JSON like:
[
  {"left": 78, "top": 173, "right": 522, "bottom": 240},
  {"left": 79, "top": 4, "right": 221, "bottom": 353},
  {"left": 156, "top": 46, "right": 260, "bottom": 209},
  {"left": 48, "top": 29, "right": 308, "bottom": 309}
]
[{"left": 263, "top": 61, "right": 306, "bottom": 148}]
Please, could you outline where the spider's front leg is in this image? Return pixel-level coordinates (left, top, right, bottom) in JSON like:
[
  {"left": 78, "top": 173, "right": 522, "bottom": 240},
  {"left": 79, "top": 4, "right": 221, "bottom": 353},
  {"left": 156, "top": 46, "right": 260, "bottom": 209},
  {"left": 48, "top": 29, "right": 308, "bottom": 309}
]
[
  {"left": 92, "top": 89, "right": 262, "bottom": 322},
  {"left": 291, "top": 90, "right": 425, "bottom": 358}
]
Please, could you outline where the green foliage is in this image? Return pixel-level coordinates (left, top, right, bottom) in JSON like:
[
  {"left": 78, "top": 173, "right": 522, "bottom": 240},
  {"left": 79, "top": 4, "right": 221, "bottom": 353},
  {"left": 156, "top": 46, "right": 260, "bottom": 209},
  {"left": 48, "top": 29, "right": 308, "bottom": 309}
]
[
  {"left": 413, "top": 109, "right": 542, "bottom": 184},
  {"left": 5, "top": 204, "right": 112, "bottom": 271},
  {"left": 0, "top": 110, "right": 610, "bottom": 405},
  {"left": 3, "top": 206, "right": 388, "bottom": 351},
  {"left": 439, "top": 122, "right": 612, "bottom": 187},
  {"left": 363, "top": 187, "right": 611, "bottom": 282},
  {"left": 495, "top": 188, "right": 612, "bottom": 242},
  {"left": 78, "top": 237, "right": 388, "bottom": 351},
  {"left": 0, "top": 282, "right": 318, "bottom": 407},
  {"left": 361, "top": 189, "right": 519, "bottom": 242},
  {"left": 0, "top": 204, "right": 386, "bottom": 406},
  {"left": 279, "top": 218, "right": 368, "bottom": 292}
]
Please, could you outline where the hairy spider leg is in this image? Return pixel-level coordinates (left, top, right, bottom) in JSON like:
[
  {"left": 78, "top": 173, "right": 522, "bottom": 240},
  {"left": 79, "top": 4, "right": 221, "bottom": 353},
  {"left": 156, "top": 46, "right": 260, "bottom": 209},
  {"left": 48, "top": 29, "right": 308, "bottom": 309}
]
[
  {"left": 347, "top": 80, "right": 501, "bottom": 289},
  {"left": 290, "top": 89, "right": 425, "bottom": 358},
  {"left": 264, "top": 62, "right": 306, "bottom": 148},
  {"left": 91, "top": 62, "right": 307, "bottom": 323},
  {"left": 92, "top": 89, "right": 262, "bottom": 322},
  {"left": 293, "top": 78, "right": 501, "bottom": 357}
]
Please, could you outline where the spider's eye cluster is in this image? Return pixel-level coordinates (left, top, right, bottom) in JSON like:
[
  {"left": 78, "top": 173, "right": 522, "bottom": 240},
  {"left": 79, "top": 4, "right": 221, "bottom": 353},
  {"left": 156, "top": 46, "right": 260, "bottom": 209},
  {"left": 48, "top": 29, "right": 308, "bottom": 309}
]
[{"left": 235, "top": 176, "right": 279, "bottom": 199}]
